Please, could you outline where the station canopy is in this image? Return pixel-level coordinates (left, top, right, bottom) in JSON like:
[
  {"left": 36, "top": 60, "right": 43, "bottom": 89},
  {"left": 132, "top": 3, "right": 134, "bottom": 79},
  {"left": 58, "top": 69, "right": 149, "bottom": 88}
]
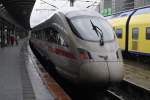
[{"left": 1, "top": 0, "right": 36, "bottom": 29}]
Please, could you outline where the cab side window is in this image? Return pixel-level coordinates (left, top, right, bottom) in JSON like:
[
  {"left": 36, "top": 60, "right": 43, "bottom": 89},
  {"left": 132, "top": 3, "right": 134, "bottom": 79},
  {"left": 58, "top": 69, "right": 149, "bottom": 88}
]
[
  {"left": 48, "top": 28, "right": 68, "bottom": 47},
  {"left": 116, "top": 28, "right": 122, "bottom": 39},
  {"left": 132, "top": 28, "right": 139, "bottom": 40},
  {"left": 50, "top": 29, "right": 58, "bottom": 43},
  {"left": 57, "top": 33, "right": 68, "bottom": 47},
  {"left": 146, "top": 27, "right": 150, "bottom": 40}
]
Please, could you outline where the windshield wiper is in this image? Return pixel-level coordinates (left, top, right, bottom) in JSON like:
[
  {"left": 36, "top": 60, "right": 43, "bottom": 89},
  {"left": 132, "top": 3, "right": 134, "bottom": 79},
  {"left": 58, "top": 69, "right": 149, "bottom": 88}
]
[{"left": 90, "top": 20, "right": 104, "bottom": 46}]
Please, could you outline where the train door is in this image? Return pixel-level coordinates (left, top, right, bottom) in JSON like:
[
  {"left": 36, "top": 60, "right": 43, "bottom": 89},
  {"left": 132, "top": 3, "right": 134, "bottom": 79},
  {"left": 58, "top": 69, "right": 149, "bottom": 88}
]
[
  {"left": 116, "top": 27, "right": 125, "bottom": 50},
  {"left": 128, "top": 26, "right": 139, "bottom": 52},
  {"left": 145, "top": 27, "right": 150, "bottom": 53},
  {"left": 140, "top": 26, "right": 150, "bottom": 54},
  {"left": 109, "top": 17, "right": 127, "bottom": 51}
]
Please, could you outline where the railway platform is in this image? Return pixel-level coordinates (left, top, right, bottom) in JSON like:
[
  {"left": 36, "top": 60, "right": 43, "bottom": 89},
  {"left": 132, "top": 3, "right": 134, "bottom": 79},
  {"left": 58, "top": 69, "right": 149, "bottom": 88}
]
[
  {"left": 0, "top": 38, "right": 54, "bottom": 100},
  {"left": 1, "top": 37, "right": 150, "bottom": 100},
  {"left": 124, "top": 60, "right": 150, "bottom": 91}
]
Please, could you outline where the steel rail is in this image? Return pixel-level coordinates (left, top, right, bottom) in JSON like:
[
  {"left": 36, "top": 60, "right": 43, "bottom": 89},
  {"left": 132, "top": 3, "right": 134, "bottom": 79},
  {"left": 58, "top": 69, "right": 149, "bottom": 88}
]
[{"left": 107, "top": 90, "right": 124, "bottom": 100}]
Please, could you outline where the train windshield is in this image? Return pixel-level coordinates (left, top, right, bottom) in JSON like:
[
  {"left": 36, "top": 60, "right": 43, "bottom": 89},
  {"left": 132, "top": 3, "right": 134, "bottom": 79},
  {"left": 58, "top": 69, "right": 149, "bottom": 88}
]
[{"left": 69, "top": 16, "right": 114, "bottom": 42}]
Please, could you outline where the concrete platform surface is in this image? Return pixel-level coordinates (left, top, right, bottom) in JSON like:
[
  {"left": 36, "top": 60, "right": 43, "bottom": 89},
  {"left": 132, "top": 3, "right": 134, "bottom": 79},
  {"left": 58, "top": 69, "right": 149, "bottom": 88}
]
[
  {"left": 0, "top": 39, "right": 54, "bottom": 100},
  {"left": 124, "top": 61, "right": 150, "bottom": 91}
]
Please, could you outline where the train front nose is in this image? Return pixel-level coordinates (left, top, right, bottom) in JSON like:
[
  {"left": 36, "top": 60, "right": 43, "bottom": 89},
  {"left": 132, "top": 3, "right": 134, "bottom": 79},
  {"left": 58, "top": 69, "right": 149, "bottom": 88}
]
[
  {"left": 79, "top": 62, "right": 109, "bottom": 86},
  {"left": 108, "top": 61, "right": 123, "bottom": 82},
  {"left": 79, "top": 61, "right": 123, "bottom": 86}
]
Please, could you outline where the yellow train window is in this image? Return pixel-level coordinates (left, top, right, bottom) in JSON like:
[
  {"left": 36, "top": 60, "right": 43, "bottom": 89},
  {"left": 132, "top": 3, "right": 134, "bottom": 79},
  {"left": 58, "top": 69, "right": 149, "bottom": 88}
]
[
  {"left": 146, "top": 27, "right": 150, "bottom": 40},
  {"left": 116, "top": 29, "right": 122, "bottom": 39},
  {"left": 132, "top": 28, "right": 139, "bottom": 40}
]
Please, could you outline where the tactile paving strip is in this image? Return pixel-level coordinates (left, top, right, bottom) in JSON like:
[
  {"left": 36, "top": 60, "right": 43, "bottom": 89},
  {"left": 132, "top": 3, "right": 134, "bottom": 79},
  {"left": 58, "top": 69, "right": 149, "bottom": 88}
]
[
  {"left": 21, "top": 41, "right": 36, "bottom": 100},
  {"left": 21, "top": 64, "right": 36, "bottom": 100}
]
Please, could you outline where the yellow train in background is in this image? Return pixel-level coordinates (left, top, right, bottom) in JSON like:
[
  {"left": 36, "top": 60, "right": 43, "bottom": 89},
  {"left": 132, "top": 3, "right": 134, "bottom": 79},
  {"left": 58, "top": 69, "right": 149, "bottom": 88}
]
[{"left": 107, "top": 6, "right": 150, "bottom": 57}]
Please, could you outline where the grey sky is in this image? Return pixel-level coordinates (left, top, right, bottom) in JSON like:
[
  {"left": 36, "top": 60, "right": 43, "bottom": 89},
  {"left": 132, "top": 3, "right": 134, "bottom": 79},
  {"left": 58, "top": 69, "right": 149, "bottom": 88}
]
[{"left": 30, "top": 0, "right": 101, "bottom": 28}]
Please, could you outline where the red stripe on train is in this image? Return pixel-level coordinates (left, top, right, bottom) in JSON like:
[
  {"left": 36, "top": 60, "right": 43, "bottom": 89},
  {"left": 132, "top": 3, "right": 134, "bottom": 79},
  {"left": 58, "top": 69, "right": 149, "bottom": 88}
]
[{"left": 48, "top": 48, "right": 76, "bottom": 59}]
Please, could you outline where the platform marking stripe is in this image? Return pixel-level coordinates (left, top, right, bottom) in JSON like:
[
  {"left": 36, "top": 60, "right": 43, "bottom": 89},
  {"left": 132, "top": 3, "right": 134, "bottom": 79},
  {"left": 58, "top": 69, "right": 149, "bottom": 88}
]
[
  {"left": 123, "top": 64, "right": 150, "bottom": 91},
  {"left": 21, "top": 41, "right": 36, "bottom": 100}
]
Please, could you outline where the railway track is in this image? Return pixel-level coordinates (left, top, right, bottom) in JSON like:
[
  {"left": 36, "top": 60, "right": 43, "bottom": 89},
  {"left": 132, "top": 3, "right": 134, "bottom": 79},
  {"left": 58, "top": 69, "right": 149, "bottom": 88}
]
[
  {"left": 108, "top": 79, "right": 150, "bottom": 100},
  {"left": 106, "top": 90, "right": 124, "bottom": 100}
]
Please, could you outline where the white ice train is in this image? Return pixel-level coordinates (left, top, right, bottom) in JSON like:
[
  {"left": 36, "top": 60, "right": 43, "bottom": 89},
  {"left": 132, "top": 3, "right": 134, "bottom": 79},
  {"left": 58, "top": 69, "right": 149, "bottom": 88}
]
[{"left": 30, "top": 8, "right": 123, "bottom": 87}]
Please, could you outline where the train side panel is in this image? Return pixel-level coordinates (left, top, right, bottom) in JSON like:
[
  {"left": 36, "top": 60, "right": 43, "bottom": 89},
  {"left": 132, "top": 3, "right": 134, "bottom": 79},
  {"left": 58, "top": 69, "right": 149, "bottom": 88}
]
[{"left": 129, "top": 13, "right": 150, "bottom": 55}]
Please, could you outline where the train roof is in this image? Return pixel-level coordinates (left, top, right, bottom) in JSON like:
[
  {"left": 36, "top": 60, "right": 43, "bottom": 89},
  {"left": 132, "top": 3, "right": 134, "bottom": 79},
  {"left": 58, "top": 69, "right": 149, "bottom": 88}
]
[
  {"left": 133, "top": 7, "right": 150, "bottom": 16},
  {"left": 59, "top": 7, "right": 103, "bottom": 19}
]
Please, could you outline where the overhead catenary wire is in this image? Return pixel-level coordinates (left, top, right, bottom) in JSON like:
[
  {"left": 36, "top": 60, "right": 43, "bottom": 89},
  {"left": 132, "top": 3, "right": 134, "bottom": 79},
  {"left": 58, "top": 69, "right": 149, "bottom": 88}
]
[{"left": 40, "top": 0, "right": 59, "bottom": 9}]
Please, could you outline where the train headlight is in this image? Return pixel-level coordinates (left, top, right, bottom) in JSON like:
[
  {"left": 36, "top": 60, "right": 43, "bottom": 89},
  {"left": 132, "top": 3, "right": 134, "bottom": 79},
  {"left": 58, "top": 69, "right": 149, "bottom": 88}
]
[{"left": 78, "top": 48, "right": 92, "bottom": 60}]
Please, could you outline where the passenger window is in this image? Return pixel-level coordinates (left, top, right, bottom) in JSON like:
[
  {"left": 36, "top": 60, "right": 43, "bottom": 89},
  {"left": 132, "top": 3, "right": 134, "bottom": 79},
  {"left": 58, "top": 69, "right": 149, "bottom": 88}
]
[
  {"left": 132, "top": 28, "right": 139, "bottom": 40},
  {"left": 146, "top": 27, "right": 150, "bottom": 40},
  {"left": 116, "top": 29, "right": 122, "bottom": 39}
]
